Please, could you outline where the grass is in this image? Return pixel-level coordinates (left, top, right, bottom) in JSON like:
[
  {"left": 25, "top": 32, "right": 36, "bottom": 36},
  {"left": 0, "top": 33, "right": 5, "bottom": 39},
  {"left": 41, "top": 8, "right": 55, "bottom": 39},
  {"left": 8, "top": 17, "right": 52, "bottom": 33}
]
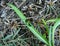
[
  {"left": 46, "top": 18, "right": 60, "bottom": 46},
  {"left": 6, "top": 3, "right": 60, "bottom": 46},
  {"left": 7, "top": 3, "right": 48, "bottom": 45}
]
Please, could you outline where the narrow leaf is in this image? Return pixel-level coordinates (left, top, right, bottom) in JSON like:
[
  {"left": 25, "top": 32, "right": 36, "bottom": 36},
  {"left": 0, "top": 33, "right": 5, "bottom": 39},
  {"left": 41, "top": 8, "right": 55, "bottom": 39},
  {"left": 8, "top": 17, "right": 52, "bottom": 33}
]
[
  {"left": 49, "top": 26, "right": 52, "bottom": 46},
  {"left": 7, "top": 3, "right": 48, "bottom": 45},
  {"left": 52, "top": 19, "right": 60, "bottom": 46}
]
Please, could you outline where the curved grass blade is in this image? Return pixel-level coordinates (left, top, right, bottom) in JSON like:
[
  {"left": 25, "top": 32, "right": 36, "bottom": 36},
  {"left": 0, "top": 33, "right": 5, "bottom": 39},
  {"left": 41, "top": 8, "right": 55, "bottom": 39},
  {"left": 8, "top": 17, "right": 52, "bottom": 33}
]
[
  {"left": 52, "top": 19, "right": 60, "bottom": 46},
  {"left": 46, "top": 18, "right": 60, "bottom": 46},
  {"left": 7, "top": 3, "right": 48, "bottom": 45},
  {"left": 46, "top": 18, "right": 60, "bottom": 23}
]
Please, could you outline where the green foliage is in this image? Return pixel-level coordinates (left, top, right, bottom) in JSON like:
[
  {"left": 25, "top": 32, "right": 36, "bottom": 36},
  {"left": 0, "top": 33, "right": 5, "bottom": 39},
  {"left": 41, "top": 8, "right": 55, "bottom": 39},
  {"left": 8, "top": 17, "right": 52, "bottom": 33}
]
[
  {"left": 46, "top": 18, "right": 60, "bottom": 46},
  {"left": 7, "top": 3, "right": 48, "bottom": 45},
  {"left": 7, "top": 3, "right": 60, "bottom": 46},
  {"left": 49, "top": 26, "right": 52, "bottom": 46}
]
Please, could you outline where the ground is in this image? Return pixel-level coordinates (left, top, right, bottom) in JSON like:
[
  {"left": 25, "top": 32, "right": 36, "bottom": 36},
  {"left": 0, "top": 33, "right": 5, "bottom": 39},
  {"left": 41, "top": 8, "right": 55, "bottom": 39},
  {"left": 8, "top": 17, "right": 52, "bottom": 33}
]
[{"left": 0, "top": 0, "right": 60, "bottom": 46}]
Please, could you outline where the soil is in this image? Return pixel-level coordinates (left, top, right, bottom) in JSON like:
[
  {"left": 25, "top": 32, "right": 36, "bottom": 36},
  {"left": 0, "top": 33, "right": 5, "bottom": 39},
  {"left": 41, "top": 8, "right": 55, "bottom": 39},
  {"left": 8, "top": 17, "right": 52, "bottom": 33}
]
[{"left": 0, "top": 0, "right": 60, "bottom": 46}]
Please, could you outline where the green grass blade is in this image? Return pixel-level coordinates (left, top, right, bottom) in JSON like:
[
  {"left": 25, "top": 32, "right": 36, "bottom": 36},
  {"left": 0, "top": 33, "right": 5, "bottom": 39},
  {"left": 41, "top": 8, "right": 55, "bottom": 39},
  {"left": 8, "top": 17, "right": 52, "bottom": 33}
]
[
  {"left": 52, "top": 19, "right": 60, "bottom": 46},
  {"left": 42, "top": 19, "right": 49, "bottom": 34},
  {"left": 49, "top": 26, "right": 52, "bottom": 46},
  {"left": 46, "top": 19, "right": 57, "bottom": 23},
  {"left": 12, "top": 28, "right": 21, "bottom": 39},
  {"left": 46, "top": 18, "right": 60, "bottom": 23},
  {"left": 7, "top": 3, "right": 48, "bottom": 45},
  {"left": 7, "top": 3, "right": 26, "bottom": 24},
  {"left": 2, "top": 34, "right": 13, "bottom": 41},
  {"left": 46, "top": 18, "right": 60, "bottom": 46}
]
